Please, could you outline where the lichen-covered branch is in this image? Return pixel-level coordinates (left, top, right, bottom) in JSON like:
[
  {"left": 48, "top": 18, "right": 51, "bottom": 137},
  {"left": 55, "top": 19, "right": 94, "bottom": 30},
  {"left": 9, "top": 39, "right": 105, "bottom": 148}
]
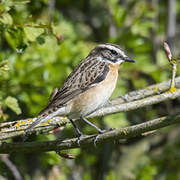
[
  {"left": 1, "top": 76, "right": 180, "bottom": 141},
  {"left": 109, "top": 76, "right": 180, "bottom": 104},
  {"left": 0, "top": 112, "right": 180, "bottom": 154},
  {"left": 89, "top": 82, "right": 180, "bottom": 118}
]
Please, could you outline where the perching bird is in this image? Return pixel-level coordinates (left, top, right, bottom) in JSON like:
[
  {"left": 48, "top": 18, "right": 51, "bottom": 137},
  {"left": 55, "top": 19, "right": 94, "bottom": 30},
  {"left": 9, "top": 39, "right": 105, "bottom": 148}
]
[{"left": 26, "top": 43, "right": 135, "bottom": 137}]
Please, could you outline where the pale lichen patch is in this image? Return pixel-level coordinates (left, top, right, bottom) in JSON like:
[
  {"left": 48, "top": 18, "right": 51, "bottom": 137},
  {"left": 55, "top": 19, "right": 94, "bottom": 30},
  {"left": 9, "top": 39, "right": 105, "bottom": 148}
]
[
  {"left": 122, "top": 129, "right": 127, "bottom": 135},
  {"left": 62, "top": 116, "right": 67, "bottom": 121},
  {"left": 15, "top": 122, "right": 20, "bottom": 127},
  {"left": 168, "top": 85, "right": 178, "bottom": 93},
  {"left": 41, "top": 123, "right": 48, "bottom": 127},
  {"left": 154, "top": 85, "right": 159, "bottom": 93},
  {"left": 47, "top": 119, "right": 51, "bottom": 123}
]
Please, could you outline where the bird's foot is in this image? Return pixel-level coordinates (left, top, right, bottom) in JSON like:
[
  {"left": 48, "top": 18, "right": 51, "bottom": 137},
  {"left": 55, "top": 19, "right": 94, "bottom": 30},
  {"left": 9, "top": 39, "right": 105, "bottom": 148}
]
[
  {"left": 94, "top": 128, "right": 115, "bottom": 147},
  {"left": 76, "top": 133, "right": 88, "bottom": 146}
]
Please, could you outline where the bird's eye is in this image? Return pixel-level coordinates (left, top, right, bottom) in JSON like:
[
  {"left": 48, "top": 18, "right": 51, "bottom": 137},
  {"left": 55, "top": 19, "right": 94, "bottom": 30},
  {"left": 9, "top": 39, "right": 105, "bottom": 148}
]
[{"left": 110, "top": 50, "right": 118, "bottom": 55}]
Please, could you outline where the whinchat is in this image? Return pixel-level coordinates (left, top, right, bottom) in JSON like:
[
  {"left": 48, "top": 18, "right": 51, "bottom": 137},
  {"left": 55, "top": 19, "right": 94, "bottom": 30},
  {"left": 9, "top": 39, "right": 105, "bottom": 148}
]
[{"left": 27, "top": 43, "right": 135, "bottom": 137}]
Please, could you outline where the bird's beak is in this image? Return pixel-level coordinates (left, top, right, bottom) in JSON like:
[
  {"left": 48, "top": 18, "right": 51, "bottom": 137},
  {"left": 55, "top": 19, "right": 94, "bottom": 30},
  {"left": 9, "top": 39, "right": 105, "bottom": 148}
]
[{"left": 124, "top": 56, "right": 136, "bottom": 63}]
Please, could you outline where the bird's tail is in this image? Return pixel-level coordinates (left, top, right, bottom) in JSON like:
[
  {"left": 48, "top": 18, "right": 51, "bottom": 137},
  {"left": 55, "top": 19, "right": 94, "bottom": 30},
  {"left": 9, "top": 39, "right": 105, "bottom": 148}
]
[
  {"left": 26, "top": 117, "right": 44, "bottom": 131},
  {"left": 26, "top": 108, "right": 65, "bottom": 132}
]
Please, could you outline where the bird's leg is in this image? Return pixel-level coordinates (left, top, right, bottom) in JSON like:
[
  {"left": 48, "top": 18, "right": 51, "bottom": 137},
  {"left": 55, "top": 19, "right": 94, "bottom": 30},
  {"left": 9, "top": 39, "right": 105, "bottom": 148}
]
[
  {"left": 69, "top": 119, "right": 83, "bottom": 137},
  {"left": 80, "top": 117, "right": 115, "bottom": 146},
  {"left": 81, "top": 116, "right": 105, "bottom": 133},
  {"left": 93, "top": 128, "right": 115, "bottom": 147},
  {"left": 70, "top": 117, "right": 105, "bottom": 146},
  {"left": 81, "top": 116, "right": 112, "bottom": 146},
  {"left": 69, "top": 119, "right": 88, "bottom": 146}
]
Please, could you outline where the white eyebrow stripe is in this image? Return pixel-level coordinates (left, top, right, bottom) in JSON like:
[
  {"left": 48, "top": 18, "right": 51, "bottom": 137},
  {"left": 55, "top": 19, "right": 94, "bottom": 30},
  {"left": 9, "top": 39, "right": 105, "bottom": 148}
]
[
  {"left": 98, "top": 44, "right": 126, "bottom": 57},
  {"left": 97, "top": 56, "right": 124, "bottom": 65}
]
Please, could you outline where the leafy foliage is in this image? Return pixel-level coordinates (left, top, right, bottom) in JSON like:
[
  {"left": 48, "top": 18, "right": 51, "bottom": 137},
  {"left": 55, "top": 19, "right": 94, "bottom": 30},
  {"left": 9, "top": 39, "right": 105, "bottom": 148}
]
[{"left": 0, "top": 0, "right": 180, "bottom": 179}]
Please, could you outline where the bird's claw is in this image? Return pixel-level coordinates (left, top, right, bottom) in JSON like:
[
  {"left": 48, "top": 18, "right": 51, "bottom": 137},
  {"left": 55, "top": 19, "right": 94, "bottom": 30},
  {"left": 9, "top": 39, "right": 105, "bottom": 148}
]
[
  {"left": 94, "top": 134, "right": 101, "bottom": 147},
  {"left": 76, "top": 134, "right": 87, "bottom": 146},
  {"left": 77, "top": 136, "right": 82, "bottom": 146},
  {"left": 94, "top": 128, "right": 115, "bottom": 147}
]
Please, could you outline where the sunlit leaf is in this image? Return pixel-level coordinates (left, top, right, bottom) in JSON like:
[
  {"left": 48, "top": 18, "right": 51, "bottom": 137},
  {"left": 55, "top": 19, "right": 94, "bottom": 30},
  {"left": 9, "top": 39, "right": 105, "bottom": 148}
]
[
  {"left": 4, "top": 96, "right": 22, "bottom": 115},
  {"left": 0, "top": 61, "right": 9, "bottom": 76},
  {"left": 0, "top": 0, "right": 13, "bottom": 12},
  {"left": 14, "top": 0, "right": 30, "bottom": 5},
  {"left": 24, "top": 26, "right": 44, "bottom": 42},
  {"left": 0, "top": 13, "right": 13, "bottom": 25},
  {"left": 5, "top": 28, "right": 27, "bottom": 50},
  {"left": 0, "top": 0, "right": 30, "bottom": 12}
]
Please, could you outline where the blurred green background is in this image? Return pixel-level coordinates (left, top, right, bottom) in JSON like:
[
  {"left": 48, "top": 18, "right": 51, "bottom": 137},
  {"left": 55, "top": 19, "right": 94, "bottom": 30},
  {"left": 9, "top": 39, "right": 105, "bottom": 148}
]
[{"left": 0, "top": 0, "right": 180, "bottom": 179}]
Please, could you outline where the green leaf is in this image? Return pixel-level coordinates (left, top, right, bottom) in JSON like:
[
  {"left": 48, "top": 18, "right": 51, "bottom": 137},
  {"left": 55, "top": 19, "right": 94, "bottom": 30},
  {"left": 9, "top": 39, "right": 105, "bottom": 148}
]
[
  {"left": 14, "top": 0, "right": 30, "bottom": 5},
  {"left": 0, "top": 0, "right": 13, "bottom": 12},
  {"left": 0, "top": 12, "right": 13, "bottom": 25},
  {"left": 0, "top": 61, "right": 9, "bottom": 71},
  {"left": 5, "top": 28, "right": 26, "bottom": 50},
  {"left": 5, "top": 96, "right": 22, "bottom": 115},
  {"left": 36, "top": 35, "right": 45, "bottom": 45},
  {"left": 0, "top": 61, "right": 9, "bottom": 76},
  {"left": 24, "top": 26, "right": 44, "bottom": 42},
  {"left": 136, "top": 164, "right": 157, "bottom": 180},
  {"left": 0, "top": 0, "right": 30, "bottom": 12}
]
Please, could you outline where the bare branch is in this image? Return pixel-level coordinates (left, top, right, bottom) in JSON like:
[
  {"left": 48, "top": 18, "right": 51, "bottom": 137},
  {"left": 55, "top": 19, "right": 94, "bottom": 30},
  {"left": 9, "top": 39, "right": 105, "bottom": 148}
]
[
  {"left": 0, "top": 112, "right": 180, "bottom": 154},
  {"left": 1, "top": 154, "right": 23, "bottom": 180},
  {"left": 1, "top": 76, "right": 180, "bottom": 140},
  {"left": 0, "top": 41, "right": 180, "bottom": 153}
]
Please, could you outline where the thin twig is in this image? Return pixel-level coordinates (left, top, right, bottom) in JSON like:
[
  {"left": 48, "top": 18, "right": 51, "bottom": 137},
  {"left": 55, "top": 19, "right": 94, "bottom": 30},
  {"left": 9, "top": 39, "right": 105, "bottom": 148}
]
[
  {"left": 163, "top": 42, "right": 178, "bottom": 93},
  {"left": 1, "top": 154, "right": 23, "bottom": 180}
]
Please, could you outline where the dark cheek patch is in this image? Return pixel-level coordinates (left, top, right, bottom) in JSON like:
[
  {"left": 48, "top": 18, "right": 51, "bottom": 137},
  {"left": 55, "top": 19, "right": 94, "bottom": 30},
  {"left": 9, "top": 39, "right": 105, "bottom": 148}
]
[{"left": 111, "top": 58, "right": 118, "bottom": 63}]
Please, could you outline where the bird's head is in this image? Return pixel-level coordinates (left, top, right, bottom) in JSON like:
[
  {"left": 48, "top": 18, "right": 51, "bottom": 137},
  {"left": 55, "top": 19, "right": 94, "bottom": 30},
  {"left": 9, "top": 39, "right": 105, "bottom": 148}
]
[{"left": 89, "top": 43, "right": 135, "bottom": 64}]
